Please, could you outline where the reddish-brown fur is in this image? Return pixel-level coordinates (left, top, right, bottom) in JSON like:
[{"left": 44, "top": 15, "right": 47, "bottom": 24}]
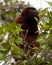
[{"left": 15, "top": 7, "right": 39, "bottom": 55}]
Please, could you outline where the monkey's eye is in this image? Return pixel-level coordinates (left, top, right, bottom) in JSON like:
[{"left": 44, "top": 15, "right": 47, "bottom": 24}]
[{"left": 34, "top": 17, "right": 38, "bottom": 22}]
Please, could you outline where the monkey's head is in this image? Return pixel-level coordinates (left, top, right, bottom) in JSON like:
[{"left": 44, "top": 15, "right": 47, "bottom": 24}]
[
  {"left": 16, "top": 7, "right": 39, "bottom": 35},
  {"left": 21, "top": 7, "right": 39, "bottom": 23},
  {"left": 20, "top": 7, "right": 39, "bottom": 35}
]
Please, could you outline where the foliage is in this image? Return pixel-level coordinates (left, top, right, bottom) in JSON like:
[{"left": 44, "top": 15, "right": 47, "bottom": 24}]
[{"left": 0, "top": 0, "right": 52, "bottom": 65}]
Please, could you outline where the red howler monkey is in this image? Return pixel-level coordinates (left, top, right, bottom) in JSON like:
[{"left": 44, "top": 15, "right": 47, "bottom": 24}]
[
  {"left": 15, "top": 7, "right": 39, "bottom": 55},
  {"left": 16, "top": 7, "right": 39, "bottom": 43}
]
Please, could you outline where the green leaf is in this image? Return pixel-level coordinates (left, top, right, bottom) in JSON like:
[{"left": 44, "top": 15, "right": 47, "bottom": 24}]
[
  {"left": 48, "top": 33, "right": 52, "bottom": 41},
  {"left": 36, "top": 32, "right": 47, "bottom": 43},
  {"left": 16, "top": 26, "right": 23, "bottom": 32},
  {"left": 15, "top": 37, "right": 23, "bottom": 45},
  {"left": 40, "top": 22, "right": 50, "bottom": 30},
  {"left": 0, "top": 53, "right": 6, "bottom": 61},
  {"left": 40, "top": 42, "right": 49, "bottom": 50},
  {"left": 1, "top": 43, "right": 11, "bottom": 52},
  {"left": 21, "top": 60, "right": 28, "bottom": 65},
  {"left": 0, "top": 53, "right": 4, "bottom": 59},
  {"left": 11, "top": 43, "right": 22, "bottom": 59},
  {"left": 39, "top": 8, "right": 48, "bottom": 17},
  {"left": 47, "top": 1, "right": 52, "bottom": 6}
]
